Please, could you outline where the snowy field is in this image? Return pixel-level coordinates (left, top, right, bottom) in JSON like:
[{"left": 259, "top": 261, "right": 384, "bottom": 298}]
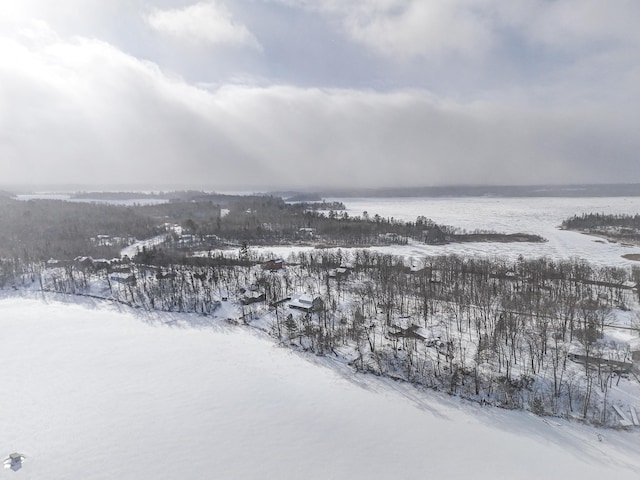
[{"left": 1, "top": 297, "right": 639, "bottom": 480}]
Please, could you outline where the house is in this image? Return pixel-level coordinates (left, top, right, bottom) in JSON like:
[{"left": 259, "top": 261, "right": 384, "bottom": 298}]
[
  {"left": 299, "top": 227, "right": 315, "bottom": 237},
  {"left": 328, "top": 267, "right": 350, "bottom": 279},
  {"left": 289, "top": 294, "right": 324, "bottom": 313},
  {"left": 262, "top": 258, "right": 285, "bottom": 271},
  {"left": 389, "top": 324, "right": 428, "bottom": 341}
]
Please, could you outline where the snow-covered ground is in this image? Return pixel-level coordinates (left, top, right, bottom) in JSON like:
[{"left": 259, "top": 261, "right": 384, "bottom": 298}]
[
  {"left": 1, "top": 297, "right": 639, "bottom": 479},
  {"left": 120, "top": 234, "right": 168, "bottom": 259},
  {"left": 325, "top": 196, "right": 640, "bottom": 266}
]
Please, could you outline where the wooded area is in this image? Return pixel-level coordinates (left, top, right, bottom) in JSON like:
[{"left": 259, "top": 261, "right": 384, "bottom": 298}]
[{"left": 2, "top": 195, "right": 638, "bottom": 426}]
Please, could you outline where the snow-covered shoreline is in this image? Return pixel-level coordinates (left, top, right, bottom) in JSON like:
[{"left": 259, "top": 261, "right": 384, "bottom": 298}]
[{"left": 1, "top": 296, "right": 639, "bottom": 480}]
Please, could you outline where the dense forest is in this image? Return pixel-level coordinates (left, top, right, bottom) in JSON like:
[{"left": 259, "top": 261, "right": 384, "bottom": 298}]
[{"left": 0, "top": 197, "right": 160, "bottom": 261}]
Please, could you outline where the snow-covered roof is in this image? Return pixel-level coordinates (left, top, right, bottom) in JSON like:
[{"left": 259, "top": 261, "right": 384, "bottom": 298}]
[
  {"left": 288, "top": 293, "right": 321, "bottom": 311},
  {"left": 292, "top": 293, "right": 313, "bottom": 305}
]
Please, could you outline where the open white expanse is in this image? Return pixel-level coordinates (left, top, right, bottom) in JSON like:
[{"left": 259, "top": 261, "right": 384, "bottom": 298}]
[
  {"left": 1, "top": 297, "right": 639, "bottom": 479},
  {"left": 328, "top": 196, "right": 640, "bottom": 267}
]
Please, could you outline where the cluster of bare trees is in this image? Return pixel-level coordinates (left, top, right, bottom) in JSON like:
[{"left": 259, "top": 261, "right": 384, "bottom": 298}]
[{"left": 31, "top": 247, "right": 639, "bottom": 425}]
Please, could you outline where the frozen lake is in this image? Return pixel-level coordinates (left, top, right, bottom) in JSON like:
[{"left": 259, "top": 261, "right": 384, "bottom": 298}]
[
  {"left": 322, "top": 196, "right": 640, "bottom": 267},
  {"left": 1, "top": 297, "right": 639, "bottom": 479}
]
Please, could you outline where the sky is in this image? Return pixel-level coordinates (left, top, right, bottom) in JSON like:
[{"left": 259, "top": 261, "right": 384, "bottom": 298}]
[{"left": 0, "top": 0, "right": 639, "bottom": 190}]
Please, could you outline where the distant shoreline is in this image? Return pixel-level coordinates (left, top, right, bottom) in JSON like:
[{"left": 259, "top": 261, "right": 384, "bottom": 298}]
[
  {"left": 5, "top": 183, "right": 640, "bottom": 199},
  {"left": 313, "top": 183, "right": 640, "bottom": 199}
]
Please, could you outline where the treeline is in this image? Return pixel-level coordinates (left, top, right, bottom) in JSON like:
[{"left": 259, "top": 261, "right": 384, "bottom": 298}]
[
  {"left": 0, "top": 197, "right": 228, "bottom": 261},
  {"left": 562, "top": 213, "right": 640, "bottom": 231},
  {"left": 293, "top": 201, "right": 346, "bottom": 211},
  {"left": 1, "top": 194, "right": 546, "bottom": 263},
  {"left": 0, "top": 197, "right": 160, "bottom": 261},
  {"left": 177, "top": 197, "right": 544, "bottom": 247}
]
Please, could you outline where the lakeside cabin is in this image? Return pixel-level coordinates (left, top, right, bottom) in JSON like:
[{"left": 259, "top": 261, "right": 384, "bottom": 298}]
[{"left": 289, "top": 294, "right": 324, "bottom": 313}]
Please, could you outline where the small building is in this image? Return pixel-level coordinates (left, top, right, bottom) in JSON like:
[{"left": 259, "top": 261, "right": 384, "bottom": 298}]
[
  {"left": 299, "top": 227, "right": 315, "bottom": 237},
  {"left": 389, "top": 324, "right": 428, "bottom": 341},
  {"left": 262, "top": 258, "right": 285, "bottom": 271},
  {"left": 289, "top": 294, "right": 324, "bottom": 313},
  {"left": 4, "top": 453, "right": 25, "bottom": 471},
  {"left": 328, "top": 267, "right": 350, "bottom": 279}
]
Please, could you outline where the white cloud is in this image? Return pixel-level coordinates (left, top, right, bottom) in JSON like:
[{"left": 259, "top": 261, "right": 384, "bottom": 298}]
[
  {"left": 496, "top": 0, "right": 640, "bottom": 50},
  {"left": 341, "top": 0, "right": 494, "bottom": 58},
  {"left": 1, "top": 28, "right": 637, "bottom": 189},
  {"left": 146, "top": 1, "right": 261, "bottom": 49},
  {"left": 273, "top": 0, "right": 640, "bottom": 62},
  {"left": 267, "top": 0, "right": 496, "bottom": 58}
]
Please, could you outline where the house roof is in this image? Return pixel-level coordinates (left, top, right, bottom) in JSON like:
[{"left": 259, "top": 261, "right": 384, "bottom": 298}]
[{"left": 288, "top": 293, "right": 321, "bottom": 311}]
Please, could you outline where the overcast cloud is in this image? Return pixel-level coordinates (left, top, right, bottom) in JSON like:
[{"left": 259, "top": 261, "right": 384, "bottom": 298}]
[{"left": 1, "top": 0, "right": 639, "bottom": 189}]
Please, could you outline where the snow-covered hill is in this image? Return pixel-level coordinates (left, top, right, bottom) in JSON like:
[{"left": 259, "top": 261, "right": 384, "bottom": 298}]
[{"left": 1, "top": 297, "right": 639, "bottom": 479}]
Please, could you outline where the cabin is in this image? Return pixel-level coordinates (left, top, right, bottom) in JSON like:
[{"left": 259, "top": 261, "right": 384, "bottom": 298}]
[
  {"left": 289, "top": 294, "right": 324, "bottom": 313},
  {"left": 298, "top": 227, "right": 315, "bottom": 237},
  {"left": 389, "top": 324, "right": 428, "bottom": 341},
  {"left": 262, "top": 258, "right": 285, "bottom": 271},
  {"left": 328, "top": 267, "right": 350, "bottom": 279}
]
